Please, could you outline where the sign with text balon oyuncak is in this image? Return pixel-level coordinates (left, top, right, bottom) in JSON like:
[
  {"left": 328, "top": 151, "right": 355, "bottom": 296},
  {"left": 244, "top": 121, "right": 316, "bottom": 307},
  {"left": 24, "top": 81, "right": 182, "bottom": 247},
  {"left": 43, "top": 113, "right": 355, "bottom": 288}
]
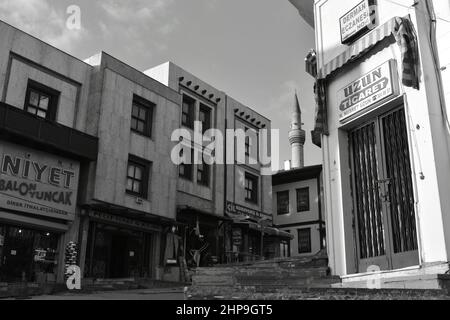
[
  {"left": 340, "top": 0, "right": 374, "bottom": 44},
  {"left": 338, "top": 60, "right": 399, "bottom": 122},
  {"left": 0, "top": 142, "right": 80, "bottom": 221}
]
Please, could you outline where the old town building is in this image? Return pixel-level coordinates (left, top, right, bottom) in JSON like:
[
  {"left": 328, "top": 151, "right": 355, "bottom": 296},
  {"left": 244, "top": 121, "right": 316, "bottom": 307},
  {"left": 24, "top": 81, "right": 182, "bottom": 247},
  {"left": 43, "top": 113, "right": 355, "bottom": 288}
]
[
  {"left": 0, "top": 19, "right": 287, "bottom": 287},
  {"left": 79, "top": 53, "right": 181, "bottom": 281},
  {"left": 0, "top": 20, "right": 98, "bottom": 285},
  {"left": 147, "top": 62, "right": 289, "bottom": 266},
  {"left": 291, "top": 0, "right": 450, "bottom": 288}
]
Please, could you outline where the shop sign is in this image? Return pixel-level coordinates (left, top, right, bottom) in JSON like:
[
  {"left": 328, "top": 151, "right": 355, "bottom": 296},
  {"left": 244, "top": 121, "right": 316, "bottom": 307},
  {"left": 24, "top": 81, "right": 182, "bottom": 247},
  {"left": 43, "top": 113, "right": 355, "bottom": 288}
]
[
  {"left": 338, "top": 60, "right": 399, "bottom": 122},
  {"left": 226, "top": 201, "right": 272, "bottom": 222},
  {"left": 89, "top": 211, "right": 161, "bottom": 232},
  {"left": 0, "top": 141, "right": 80, "bottom": 221},
  {"left": 232, "top": 228, "right": 242, "bottom": 246},
  {"left": 340, "top": 0, "right": 376, "bottom": 44},
  {"left": 34, "top": 249, "right": 47, "bottom": 262}
]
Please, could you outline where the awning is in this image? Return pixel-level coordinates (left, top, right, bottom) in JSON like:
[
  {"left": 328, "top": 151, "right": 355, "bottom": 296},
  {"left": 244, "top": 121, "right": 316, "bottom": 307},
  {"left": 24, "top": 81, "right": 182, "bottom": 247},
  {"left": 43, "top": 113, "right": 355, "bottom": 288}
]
[
  {"left": 317, "top": 16, "right": 419, "bottom": 83},
  {"left": 232, "top": 219, "right": 261, "bottom": 231},
  {"left": 310, "top": 15, "right": 420, "bottom": 147},
  {"left": 177, "top": 206, "right": 232, "bottom": 222},
  {"left": 232, "top": 219, "right": 294, "bottom": 240},
  {"left": 263, "top": 227, "right": 294, "bottom": 240}
]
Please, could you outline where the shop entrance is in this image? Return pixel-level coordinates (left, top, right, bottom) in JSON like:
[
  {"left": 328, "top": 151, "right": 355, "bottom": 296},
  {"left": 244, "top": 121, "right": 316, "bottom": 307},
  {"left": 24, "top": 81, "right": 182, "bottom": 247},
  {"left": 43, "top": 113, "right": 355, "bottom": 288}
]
[
  {"left": 0, "top": 224, "right": 59, "bottom": 283},
  {"left": 349, "top": 107, "right": 419, "bottom": 273},
  {"left": 86, "top": 222, "right": 153, "bottom": 279}
]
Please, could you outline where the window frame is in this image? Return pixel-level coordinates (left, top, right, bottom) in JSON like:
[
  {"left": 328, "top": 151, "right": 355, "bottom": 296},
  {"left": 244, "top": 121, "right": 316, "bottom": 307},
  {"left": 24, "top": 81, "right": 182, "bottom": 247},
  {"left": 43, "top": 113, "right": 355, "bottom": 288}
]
[
  {"left": 199, "top": 103, "right": 212, "bottom": 134},
  {"left": 197, "top": 162, "right": 210, "bottom": 187},
  {"left": 130, "top": 95, "right": 155, "bottom": 138},
  {"left": 24, "top": 79, "right": 60, "bottom": 121},
  {"left": 181, "top": 94, "right": 195, "bottom": 129},
  {"left": 276, "top": 190, "right": 290, "bottom": 215},
  {"left": 244, "top": 172, "right": 258, "bottom": 204},
  {"left": 126, "top": 155, "right": 150, "bottom": 199},
  {"left": 244, "top": 127, "right": 250, "bottom": 157},
  {"left": 297, "top": 228, "right": 312, "bottom": 254},
  {"left": 296, "top": 187, "right": 310, "bottom": 212},
  {"left": 179, "top": 145, "right": 194, "bottom": 181}
]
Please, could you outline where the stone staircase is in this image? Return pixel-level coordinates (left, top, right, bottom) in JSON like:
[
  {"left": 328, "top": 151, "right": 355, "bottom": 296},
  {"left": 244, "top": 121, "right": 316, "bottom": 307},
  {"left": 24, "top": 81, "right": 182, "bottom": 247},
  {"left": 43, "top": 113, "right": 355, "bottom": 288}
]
[
  {"left": 188, "top": 250, "right": 341, "bottom": 297},
  {"left": 186, "top": 252, "right": 450, "bottom": 300}
]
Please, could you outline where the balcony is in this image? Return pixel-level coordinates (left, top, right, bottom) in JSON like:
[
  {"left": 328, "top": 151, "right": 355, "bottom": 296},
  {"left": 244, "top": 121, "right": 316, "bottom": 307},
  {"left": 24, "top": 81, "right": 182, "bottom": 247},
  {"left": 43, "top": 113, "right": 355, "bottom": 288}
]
[{"left": 0, "top": 101, "right": 98, "bottom": 161}]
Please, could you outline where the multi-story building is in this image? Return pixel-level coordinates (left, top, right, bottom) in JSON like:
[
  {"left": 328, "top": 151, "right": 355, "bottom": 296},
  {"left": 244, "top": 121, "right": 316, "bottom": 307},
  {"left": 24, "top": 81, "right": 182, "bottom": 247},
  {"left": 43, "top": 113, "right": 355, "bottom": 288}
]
[
  {"left": 225, "top": 96, "right": 282, "bottom": 261},
  {"left": 147, "top": 62, "right": 288, "bottom": 265},
  {"left": 0, "top": 22, "right": 182, "bottom": 285},
  {"left": 146, "top": 62, "right": 229, "bottom": 271},
  {"left": 0, "top": 20, "right": 98, "bottom": 284},
  {"left": 290, "top": 0, "right": 450, "bottom": 288},
  {"left": 272, "top": 94, "right": 325, "bottom": 258},
  {"left": 0, "top": 20, "right": 286, "bottom": 287},
  {"left": 79, "top": 53, "right": 181, "bottom": 281}
]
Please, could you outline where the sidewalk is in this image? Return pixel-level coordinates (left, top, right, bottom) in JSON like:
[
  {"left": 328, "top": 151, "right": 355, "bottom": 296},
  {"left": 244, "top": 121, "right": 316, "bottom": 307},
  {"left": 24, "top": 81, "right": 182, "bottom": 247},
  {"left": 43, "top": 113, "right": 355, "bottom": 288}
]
[{"left": 25, "top": 288, "right": 187, "bottom": 300}]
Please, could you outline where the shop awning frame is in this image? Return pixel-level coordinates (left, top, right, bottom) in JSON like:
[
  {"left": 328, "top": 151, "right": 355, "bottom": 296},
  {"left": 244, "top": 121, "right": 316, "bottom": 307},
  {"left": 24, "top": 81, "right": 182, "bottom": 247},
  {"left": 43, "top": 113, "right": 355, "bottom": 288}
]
[
  {"left": 316, "top": 15, "right": 419, "bottom": 84},
  {"left": 231, "top": 219, "right": 294, "bottom": 240},
  {"left": 177, "top": 206, "right": 232, "bottom": 222},
  {"left": 310, "top": 15, "right": 420, "bottom": 148}
]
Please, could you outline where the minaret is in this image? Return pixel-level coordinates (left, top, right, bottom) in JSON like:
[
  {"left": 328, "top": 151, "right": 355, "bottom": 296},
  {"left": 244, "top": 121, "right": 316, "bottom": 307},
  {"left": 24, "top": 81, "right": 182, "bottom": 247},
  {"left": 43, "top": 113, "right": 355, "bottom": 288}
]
[{"left": 289, "top": 92, "right": 306, "bottom": 169}]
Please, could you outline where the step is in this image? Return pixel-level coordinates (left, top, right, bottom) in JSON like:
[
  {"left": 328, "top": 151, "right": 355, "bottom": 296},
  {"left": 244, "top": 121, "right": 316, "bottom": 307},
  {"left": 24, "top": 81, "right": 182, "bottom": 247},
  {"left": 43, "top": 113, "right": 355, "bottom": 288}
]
[
  {"left": 186, "top": 286, "right": 450, "bottom": 300},
  {"left": 198, "top": 267, "right": 329, "bottom": 275},
  {"left": 335, "top": 272, "right": 450, "bottom": 290},
  {"left": 234, "top": 277, "right": 340, "bottom": 288}
]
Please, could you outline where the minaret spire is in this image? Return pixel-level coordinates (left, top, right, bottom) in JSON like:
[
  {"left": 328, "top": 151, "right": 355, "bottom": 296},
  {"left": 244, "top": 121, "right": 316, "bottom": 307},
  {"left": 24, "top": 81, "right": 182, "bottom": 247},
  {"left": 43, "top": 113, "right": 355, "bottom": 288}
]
[{"left": 289, "top": 92, "right": 306, "bottom": 169}]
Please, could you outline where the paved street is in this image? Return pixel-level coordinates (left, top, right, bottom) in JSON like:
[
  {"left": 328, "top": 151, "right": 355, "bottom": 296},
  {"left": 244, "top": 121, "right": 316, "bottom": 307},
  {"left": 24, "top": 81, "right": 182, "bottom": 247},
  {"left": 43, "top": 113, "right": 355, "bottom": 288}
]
[{"left": 20, "top": 288, "right": 186, "bottom": 300}]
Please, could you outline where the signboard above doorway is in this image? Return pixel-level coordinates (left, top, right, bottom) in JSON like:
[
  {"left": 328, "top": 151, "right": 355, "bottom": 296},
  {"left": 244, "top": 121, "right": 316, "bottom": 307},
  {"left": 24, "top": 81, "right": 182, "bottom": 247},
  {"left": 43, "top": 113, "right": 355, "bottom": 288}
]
[
  {"left": 226, "top": 201, "right": 272, "bottom": 222},
  {"left": 0, "top": 141, "right": 80, "bottom": 221},
  {"left": 337, "top": 59, "right": 400, "bottom": 122},
  {"left": 340, "top": 0, "right": 377, "bottom": 44}
]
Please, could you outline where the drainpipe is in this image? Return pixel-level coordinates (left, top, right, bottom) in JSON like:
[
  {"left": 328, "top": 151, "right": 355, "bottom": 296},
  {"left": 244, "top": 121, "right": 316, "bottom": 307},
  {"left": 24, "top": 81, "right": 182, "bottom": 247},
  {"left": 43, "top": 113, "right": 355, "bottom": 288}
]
[
  {"left": 223, "top": 94, "right": 228, "bottom": 264},
  {"left": 422, "top": 0, "right": 449, "bottom": 130}
]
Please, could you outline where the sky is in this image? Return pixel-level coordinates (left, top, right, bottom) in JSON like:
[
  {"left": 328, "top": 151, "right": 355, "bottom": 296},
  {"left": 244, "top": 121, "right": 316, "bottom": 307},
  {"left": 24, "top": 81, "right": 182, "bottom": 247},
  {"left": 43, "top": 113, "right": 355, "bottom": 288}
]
[{"left": 0, "top": 0, "right": 321, "bottom": 169}]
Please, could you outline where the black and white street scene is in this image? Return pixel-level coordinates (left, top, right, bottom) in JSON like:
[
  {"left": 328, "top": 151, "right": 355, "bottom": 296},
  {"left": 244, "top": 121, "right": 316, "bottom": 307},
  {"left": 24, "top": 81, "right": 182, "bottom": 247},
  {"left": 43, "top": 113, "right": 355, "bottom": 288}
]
[{"left": 1, "top": 0, "right": 450, "bottom": 303}]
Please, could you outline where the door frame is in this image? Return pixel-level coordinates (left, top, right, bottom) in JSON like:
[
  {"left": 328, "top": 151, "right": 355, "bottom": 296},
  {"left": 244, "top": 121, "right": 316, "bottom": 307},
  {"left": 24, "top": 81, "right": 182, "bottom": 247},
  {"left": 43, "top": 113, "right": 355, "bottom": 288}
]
[
  {"left": 348, "top": 103, "right": 419, "bottom": 273},
  {"left": 378, "top": 107, "right": 419, "bottom": 270},
  {"left": 349, "top": 119, "right": 392, "bottom": 273}
]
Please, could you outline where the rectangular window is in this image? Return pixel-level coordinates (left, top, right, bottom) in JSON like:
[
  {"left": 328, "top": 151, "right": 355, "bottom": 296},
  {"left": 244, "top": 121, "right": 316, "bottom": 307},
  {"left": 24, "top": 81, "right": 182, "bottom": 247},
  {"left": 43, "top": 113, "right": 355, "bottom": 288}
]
[
  {"left": 182, "top": 95, "right": 195, "bottom": 129},
  {"left": 245, "top": 173, "right": 258, "bottom": 204},
  {"left": 131, "top": 95, "right": 154, "bottom": 138},
  {"left": 197, "top": 162, "right": 210, "bottom": 187},
  {"left": 126, "top": 156, "right": 150, "bottom": 198},
  {"left": 179, "top": 146, "right": 194, "bottom": 181},
  {"left": 298, "top": 228, "right": 311, "bottom": 254},
  {"left": 199, "top": 104, "right": 211, "bottom": 134},
  {"left": 297, "top": 187, "right": 310, "bottom": 212},
  {"left": 24, "top": 80, "right": 59, "bottom": 120},
  {"left": 277, "top": 191, "right": 290, "bottom": 215},
  {"left": 245, "top": 127, "right": 250, "bottom": 156}
]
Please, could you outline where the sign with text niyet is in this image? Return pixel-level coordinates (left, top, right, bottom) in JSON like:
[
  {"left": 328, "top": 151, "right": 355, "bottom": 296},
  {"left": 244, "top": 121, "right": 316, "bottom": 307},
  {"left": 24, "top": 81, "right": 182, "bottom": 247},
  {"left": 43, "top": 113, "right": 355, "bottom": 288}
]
[
  {"left": 0, "top": 141, "right": 80, "bottom": 221},
  {"left": 338, "top": 60, "right": 399, "bottom": 122},
  {"left": 340, "top": 0, "right": 375, "bottom": 44}
]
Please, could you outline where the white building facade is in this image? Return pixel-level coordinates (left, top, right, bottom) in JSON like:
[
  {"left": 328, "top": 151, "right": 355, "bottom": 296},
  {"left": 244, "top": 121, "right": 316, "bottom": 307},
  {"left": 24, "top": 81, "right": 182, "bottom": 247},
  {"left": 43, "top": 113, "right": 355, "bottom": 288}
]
[
  {"left": 291, "top": 0, "right": 450, "bottom": 288},
  {"left": 272, "top": 165, "right": 324, "bottom": 258}
]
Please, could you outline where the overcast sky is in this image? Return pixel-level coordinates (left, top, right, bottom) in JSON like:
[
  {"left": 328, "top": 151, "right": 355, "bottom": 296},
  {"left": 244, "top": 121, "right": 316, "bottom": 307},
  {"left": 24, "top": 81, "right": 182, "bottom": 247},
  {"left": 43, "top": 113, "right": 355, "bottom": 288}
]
[{"left": 0, "top": 0, "right": 321, "bottom": 169}]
